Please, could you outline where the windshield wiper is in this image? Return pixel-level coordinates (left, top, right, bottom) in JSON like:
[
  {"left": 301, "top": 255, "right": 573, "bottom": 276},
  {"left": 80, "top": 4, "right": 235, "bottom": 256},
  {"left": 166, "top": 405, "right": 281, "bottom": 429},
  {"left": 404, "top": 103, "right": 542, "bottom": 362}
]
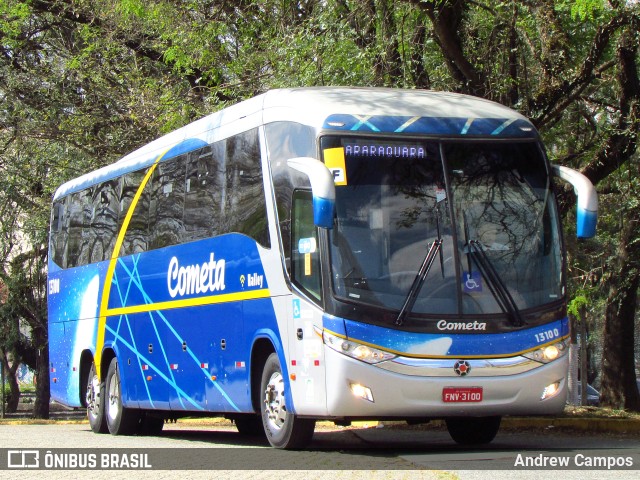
[
  {"left": 395, "top": 238, "right": 443, "bottom": 326},
  {"left": 467, "top": 240, "right": 524, "bottom": 327}
]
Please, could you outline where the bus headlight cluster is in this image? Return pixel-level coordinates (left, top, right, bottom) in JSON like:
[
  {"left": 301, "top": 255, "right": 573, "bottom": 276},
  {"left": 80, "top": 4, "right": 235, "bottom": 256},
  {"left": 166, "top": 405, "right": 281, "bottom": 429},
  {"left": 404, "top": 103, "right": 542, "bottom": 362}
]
[
  {"left": 523, "top": 339, "right": 569, "bottom": 364},
  {"left": 323, "top": 330, "right": 396, "bottom": 364}
]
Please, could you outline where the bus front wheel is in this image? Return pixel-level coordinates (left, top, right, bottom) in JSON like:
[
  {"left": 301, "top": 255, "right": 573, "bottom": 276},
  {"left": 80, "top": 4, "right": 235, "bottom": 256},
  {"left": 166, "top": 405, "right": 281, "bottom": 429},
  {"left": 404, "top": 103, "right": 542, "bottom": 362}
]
[
  {"left": 260, "top": 353, "right": 315, "bottom": 449},
  {"left": 105, "top": 358, "right": 139, "bottom": 435},
  {"left": 86, "top": 361, "right": 108, "bottom": 434},
  {"left": 445, "top": 416, "right": 501, "bottom": 445}
]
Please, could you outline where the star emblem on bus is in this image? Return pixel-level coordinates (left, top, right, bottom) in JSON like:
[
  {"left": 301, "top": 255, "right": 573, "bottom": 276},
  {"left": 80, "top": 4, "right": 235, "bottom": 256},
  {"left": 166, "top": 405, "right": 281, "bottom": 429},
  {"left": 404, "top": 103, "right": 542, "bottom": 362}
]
[{"left": 454, "top": 360, "right": 471, "bottom": 376}]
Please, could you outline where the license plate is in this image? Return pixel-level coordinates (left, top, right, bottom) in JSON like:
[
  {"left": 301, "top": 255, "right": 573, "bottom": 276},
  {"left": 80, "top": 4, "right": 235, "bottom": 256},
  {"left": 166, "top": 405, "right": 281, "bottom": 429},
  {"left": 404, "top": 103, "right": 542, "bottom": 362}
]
[{"left": 442, "top": 387, "right": 483, "bottom": 403}]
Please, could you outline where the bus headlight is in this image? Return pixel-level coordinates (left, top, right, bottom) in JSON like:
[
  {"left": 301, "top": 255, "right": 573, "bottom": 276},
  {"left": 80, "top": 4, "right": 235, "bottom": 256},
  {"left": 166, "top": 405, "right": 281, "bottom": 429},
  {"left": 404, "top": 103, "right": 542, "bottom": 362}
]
[
  {"left": 323, "top": 330, "right": 396, "bottom": 364},
  {"left": 523, "top": 339, "right": 568, "bottom": 364}
]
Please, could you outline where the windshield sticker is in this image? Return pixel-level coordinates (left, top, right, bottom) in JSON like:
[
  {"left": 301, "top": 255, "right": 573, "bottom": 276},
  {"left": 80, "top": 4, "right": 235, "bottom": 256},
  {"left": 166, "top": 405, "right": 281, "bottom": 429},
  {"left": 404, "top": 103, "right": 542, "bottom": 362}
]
[
  {"left": 463, "top": 271, "right": 482, "bottom": 293},
  {"left": 298, "top": 237, "right": 317, "bottom": 254},
  {"left": 304, "top": 253, "right": 312, "bottom": 276},
  {"left": 323, "top": 147, "right": 348, "bottom": 186}
]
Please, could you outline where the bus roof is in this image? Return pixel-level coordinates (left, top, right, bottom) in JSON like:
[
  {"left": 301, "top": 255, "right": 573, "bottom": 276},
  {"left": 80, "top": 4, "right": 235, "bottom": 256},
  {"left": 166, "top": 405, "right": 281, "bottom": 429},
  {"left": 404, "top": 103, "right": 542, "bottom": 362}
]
[
  {"left": 53, "top": 87, "right": 537, "bottom": 201},
  {"left": 263, "top": 87, "right": 527, "bottom": 121}
]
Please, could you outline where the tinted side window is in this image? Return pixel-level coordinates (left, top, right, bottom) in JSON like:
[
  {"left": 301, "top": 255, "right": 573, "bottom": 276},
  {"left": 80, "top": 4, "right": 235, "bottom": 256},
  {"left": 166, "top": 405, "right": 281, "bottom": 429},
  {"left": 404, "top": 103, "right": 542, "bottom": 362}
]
[
  {"left": 121, "top": 169, "right": 150, "bottom": 256},
  {"left": 67, "top": 189, "right": 92, "bottom": 268},
  {"left": 90, "top": 179, "right": 119, "bottom": 263},
  {"left": 265, "top": 122, "right": 316, "bottom": 271},
  {"left": 225, "top": 129, "right": 270, "bottom": 248},
  {"left": 50, "top": 199, "right": 68, "bottom": 268},
  {"left": 184, "top": 143, "right": 226, "bottom": 242},
  {"left": 51, "top": 129, "right": 271, "bottom": 268},
  {"left": 149, "top": 154, "right": 186, "bottom": 250}
]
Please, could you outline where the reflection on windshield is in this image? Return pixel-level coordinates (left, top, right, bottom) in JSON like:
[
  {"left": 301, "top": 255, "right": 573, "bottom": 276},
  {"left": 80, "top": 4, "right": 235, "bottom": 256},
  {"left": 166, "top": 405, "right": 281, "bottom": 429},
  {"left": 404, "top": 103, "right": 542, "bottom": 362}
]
[
  {"left": 321, "top": 137, "right": 563, "bottom": 320},
  {"left": 447, "top": 142, "right": 563, "bottom": 315},
  {"left": 466, "top": 239, "right": 524, "bottom": 326},
  {"left": 323, "top": 137, "right": 458, "bottom": 315}
]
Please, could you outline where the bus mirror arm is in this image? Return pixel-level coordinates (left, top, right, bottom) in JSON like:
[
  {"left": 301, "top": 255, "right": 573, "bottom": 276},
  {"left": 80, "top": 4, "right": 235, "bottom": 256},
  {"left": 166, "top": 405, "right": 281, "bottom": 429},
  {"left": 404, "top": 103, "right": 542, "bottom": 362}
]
[
  {"left": 552, "top": 165, "right": 598, "bottom": 239},
  {"left": 287, "top": 157, "right": 336, "bottom": 229}
]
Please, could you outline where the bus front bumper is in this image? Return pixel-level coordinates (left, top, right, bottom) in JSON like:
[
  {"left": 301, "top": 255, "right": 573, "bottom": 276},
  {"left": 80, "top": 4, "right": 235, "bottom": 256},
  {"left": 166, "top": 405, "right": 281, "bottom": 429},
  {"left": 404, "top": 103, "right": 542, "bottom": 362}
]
[{"left": 323, "top": 346, "right": 568, "bottom": 419}]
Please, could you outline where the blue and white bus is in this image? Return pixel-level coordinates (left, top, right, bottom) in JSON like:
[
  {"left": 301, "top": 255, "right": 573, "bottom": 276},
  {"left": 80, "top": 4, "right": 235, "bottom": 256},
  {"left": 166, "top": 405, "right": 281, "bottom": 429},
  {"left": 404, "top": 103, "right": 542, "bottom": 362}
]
[{"left": 48, "top": 87, "right": 597, "bottom": 448}]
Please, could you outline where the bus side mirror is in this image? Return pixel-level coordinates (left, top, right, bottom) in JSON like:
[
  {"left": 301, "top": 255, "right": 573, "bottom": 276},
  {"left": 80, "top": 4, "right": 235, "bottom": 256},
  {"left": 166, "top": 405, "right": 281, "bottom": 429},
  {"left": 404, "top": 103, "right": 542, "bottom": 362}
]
[
  {"left": 287, "top": 157, "right": 336, "bottom": 229},
  {"left": 552, "top": 165, "right": 598, "bottom": 239}
]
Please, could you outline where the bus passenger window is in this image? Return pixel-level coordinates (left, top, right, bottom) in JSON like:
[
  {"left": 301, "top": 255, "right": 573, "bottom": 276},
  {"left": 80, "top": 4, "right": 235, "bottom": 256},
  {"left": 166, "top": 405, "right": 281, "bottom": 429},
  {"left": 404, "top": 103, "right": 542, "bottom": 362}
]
[
  {"left": 265, "top": 121, "right": 317, "bottom": 262},
  {"left": 67, "top": 189, "right": 92, "bottom": 267},
  {"left": 291, "top": 190, "right": 322, "bottom": 303},
  {"left": 90, "top": 180, "right": 119, "bottom": 263},
  {"left": 50, "top": 199, "right": 68, "bottom": 268},
  {"left": 184, "top": 144, "right": 224, "bottom": 242},
  {"left": 225, "top": 129, "right": 270, "bottom": 248},
  {"left": 120, "top": 169, "right": 150, "bottom": 256},
  {"left": 149, "top": 154, "right": 186, "bottom": 250}
]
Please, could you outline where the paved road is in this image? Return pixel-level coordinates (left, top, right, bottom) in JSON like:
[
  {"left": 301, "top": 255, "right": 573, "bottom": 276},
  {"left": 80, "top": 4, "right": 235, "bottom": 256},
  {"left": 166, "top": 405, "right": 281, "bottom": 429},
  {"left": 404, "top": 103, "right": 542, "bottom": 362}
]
[{"left": 1, "top": 421, "right": 639, "bottom": 479}]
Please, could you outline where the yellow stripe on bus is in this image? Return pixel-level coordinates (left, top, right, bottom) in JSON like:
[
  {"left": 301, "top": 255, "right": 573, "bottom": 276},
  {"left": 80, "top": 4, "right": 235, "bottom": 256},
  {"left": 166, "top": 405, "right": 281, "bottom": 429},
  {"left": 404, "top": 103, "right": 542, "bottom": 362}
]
[
  {"left": 105, "top": 289, "right": 271, "bottom": 317},
  {"left": 95, "top": 151, "right": 164, "bottom": 380}
]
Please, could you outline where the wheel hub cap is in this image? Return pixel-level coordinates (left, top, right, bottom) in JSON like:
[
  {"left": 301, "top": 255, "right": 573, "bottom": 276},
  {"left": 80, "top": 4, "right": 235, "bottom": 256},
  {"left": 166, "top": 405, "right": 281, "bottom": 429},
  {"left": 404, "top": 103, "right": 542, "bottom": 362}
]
[{"left": 264, "top": 371, "right": 286, "bottom": 430}]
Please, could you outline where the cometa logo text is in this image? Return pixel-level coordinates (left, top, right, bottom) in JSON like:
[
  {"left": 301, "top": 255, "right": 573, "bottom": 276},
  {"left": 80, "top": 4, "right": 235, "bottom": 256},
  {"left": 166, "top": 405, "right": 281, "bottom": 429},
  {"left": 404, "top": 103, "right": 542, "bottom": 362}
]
[
  {"left": 436, "top": 320, "right": 487, "bottom": 331},
  {"left": 167, "top": 253, "right": 226, "bottom": 298}
]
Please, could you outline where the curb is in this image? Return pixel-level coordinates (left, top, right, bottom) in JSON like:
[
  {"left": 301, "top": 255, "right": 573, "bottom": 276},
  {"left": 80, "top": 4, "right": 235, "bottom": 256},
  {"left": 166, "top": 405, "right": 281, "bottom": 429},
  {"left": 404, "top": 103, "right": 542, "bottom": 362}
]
[
  {"left": 376, "top": 416, "right": 640, "bottom": 436},
  {"left": 500, "top": 416, "right": 640, "bottom": 435}
]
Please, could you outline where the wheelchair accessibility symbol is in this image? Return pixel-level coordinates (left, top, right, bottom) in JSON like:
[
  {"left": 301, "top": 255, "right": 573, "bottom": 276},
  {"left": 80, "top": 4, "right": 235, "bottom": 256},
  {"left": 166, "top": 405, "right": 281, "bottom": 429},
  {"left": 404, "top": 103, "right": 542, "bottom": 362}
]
[{"left": 463, "top": 271, "right": 482, "bottom": 293}]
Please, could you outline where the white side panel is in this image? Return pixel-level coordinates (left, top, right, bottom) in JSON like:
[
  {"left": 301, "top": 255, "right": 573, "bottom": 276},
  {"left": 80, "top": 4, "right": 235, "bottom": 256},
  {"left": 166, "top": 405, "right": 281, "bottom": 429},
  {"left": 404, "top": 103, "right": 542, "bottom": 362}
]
[
  {"left": 257, "top": 126, "right": 328, "bottom": 416},
  {"left": 288, "top": 294, "right": 328, "bottom": 416}
]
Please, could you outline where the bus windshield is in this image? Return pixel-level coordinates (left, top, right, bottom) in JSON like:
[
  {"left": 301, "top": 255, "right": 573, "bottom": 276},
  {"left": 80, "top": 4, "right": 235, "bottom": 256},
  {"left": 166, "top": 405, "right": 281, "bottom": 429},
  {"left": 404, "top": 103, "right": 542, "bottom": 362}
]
[{"left": 321, "top": 137, "right": 563, "bottom": 319}]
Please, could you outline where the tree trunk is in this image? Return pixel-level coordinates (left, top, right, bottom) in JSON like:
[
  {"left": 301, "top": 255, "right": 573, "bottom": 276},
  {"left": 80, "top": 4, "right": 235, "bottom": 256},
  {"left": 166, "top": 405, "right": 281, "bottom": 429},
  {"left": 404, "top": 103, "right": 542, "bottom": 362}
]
[
  {"left": 599, "top": 215, "right": 640, "bottom": 411},
  {"left": 596, "top": 25, "right": 640, "bottom": 413},
  {"left": 0, "top": 352, "right": 20, "bottom": 413},
  {"left": 411, "top": 0, "right": 487, "bottom": 96},
  {"left": 32, "top": 328, "right": 50, "bottom": 419}
]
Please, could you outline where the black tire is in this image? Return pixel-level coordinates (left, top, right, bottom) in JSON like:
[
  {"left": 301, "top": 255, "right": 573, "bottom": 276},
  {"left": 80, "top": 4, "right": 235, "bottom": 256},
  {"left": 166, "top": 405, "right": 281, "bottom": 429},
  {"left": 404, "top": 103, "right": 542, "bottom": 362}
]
[
  {"left": 233, "top": 414, "right": 266, "bottom": 437},
  {"left": 260, "top": 353, "right": 315, "bottom": 449},
  {"left": 86, "top": 361, "right": 108, "bottom": 434},
  {"left": 445, "top": 416, "right": 501, "bottom": 445},
  {"left": 104, "top": 357, "right": 139, "bottom": 435},
  {"left": 137, "top": 412, "right": 164, "bottom": 436}
]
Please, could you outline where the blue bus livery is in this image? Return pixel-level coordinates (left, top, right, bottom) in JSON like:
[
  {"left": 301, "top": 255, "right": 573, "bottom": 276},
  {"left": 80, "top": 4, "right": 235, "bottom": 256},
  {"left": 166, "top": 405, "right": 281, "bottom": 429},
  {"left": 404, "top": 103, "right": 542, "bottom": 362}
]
[{"left": 48, "top": 87, "right": 597, "bottom": 448}]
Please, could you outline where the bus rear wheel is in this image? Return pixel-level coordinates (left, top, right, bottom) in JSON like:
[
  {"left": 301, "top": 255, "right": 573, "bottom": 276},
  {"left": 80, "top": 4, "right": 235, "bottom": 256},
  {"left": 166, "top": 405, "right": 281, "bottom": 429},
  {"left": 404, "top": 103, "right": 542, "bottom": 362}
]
[
  {"left": 260, "top": 353, "right": 315, "bottom": 449},
  {"left": 445, "top": 416, "right": 501, "bottom": 445},
  {"left": 86, "top": 362, "right": 108, "bottom": 433},
  {"left": 105, "top": 358, "right": 139, "bottom": 435}
]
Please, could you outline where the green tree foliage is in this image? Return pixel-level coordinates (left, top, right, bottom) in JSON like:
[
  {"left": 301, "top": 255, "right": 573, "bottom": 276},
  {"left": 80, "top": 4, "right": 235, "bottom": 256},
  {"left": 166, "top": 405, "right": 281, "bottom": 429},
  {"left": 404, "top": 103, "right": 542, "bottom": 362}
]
[{"left": 1, "top": 0, "right": 639, "bottom": 414}]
